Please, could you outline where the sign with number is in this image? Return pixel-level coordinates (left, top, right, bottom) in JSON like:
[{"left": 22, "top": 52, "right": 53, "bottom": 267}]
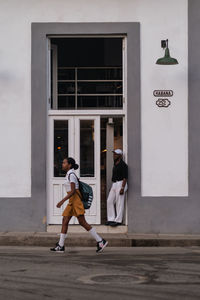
[{"left": 156, "top": 99, "right": 171, "bottom": 108}]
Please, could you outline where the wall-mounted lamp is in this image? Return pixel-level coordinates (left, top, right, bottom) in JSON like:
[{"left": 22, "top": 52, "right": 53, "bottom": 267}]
[{"left": 156, "top": 39, "right": 178, "bottom": 65}]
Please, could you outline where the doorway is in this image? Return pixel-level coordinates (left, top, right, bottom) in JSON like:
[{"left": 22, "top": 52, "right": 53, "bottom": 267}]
[
  {"left": 100, "top": 117, "right": 124, "bottom": 224},
  {"left": 47, "top": 36, "right": 127, "bottom": 225}
]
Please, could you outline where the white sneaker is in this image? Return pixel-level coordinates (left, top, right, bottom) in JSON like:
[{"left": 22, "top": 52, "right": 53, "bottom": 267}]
[
  {"left": 50, "top": 242, "right": 65, "bottom": 253},
  {"left": 96, "top": 239, "right": 108, "bottom": 253}
]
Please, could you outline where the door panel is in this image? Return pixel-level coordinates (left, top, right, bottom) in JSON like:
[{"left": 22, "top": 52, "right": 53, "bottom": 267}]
[
  {"left": 79, "top": 119, "right": 95, "bottom": 177},
  {"left": 47, "top": 116, "right": 73, "bottom": 224},
  {"left": 74, "top": 116, "right": 100, "bottom": 224},
  {"left": 47, "top": 115, "right": 100, "bottom": 225}
]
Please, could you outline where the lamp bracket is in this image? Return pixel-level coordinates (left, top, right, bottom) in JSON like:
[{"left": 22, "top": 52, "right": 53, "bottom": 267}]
[{"left": 161, "top": 40, "right": 167, "bottom": 49}]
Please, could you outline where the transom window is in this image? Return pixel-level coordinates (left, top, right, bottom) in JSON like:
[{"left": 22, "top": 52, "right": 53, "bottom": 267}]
[{"left": 50, "top": 38, "right": 124, "bottom": 110}]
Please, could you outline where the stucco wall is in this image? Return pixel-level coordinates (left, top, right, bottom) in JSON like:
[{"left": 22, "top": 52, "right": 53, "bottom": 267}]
[
  {"left": 1, "top": 0, "right": 196, "bottom": 233},
  {"left": 0, "top": 0, "right": 188, "bottom": 198}
]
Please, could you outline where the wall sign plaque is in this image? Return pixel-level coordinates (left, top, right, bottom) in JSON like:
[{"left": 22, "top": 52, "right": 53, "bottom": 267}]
[
  {"left": 156, "top": 98, "right": 171, "bottom": 108},
  {"left": 153, "top": 90, "right": 173, "bottom": 97}
]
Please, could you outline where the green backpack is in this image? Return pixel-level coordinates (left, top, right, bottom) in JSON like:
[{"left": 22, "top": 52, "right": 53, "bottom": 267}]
[{"left": 68, "top": 173, "right": 93, "bottom": 209}]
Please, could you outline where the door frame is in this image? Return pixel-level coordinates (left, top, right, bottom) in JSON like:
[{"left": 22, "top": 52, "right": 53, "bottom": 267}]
[
  {"left": 30, "top": 22, "right": 141, "bottom": 232},
  {"left": 47, "top": 34, "right": 128, "bottom": 225}
]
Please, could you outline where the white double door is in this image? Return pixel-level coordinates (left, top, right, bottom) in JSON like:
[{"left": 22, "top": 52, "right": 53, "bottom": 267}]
[{"left": 47, "top": 115, "right": 101, "bottom": 225}]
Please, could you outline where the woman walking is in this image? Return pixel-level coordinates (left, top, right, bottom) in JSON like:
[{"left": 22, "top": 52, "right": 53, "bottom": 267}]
[{"left": 50, "top": 157, "right": 108, "bottom": 253}]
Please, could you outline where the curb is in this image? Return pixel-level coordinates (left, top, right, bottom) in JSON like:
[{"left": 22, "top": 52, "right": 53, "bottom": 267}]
[{"left": 1, "top": 233, "right": 200, "bottom": 247}]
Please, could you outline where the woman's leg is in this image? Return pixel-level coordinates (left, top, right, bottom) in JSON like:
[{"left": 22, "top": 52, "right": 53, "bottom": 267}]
[
  {"left": 59, "top": 216, "right": 72, "bottom": 247},
  {"left": 77, "top": 215, "right": 102, "bottom": 243},
  {"left": 61, "top": 216, "right": 72, "bottom": 234},
  {"left": 77, "top": 215, "right": 92, "bottom": 231}
]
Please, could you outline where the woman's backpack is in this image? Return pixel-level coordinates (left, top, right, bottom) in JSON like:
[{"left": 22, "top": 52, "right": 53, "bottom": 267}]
[{"left": 68, "top": 173, "right": 93, "bottom": 209}]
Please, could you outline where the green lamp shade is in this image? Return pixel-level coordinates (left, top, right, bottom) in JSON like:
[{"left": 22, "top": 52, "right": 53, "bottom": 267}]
[{"left": 156, "top": 47, "right": 178, "bottom": 65}]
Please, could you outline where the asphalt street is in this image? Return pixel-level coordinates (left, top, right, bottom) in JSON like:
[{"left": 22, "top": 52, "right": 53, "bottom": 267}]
[{"left": 0, "top": 246, "right": 200, "bottom": 300}]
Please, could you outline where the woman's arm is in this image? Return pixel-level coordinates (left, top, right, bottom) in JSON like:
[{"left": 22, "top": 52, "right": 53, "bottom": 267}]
[{"left": 56, "top": 182, "right": 76, "bottom": 208}]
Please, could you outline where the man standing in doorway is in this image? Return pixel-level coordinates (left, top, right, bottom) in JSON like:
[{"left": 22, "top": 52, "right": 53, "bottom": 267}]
[{"left": 106, "top": 149, "right": 128, "bottom": 227}]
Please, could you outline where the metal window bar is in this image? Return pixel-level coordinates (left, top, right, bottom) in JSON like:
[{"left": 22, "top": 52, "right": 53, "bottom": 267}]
[
  {"left": 58, "top": 80, "right": 122, "bottom": 82},
  {"left": 75, "top": 67, "right": 78, "bottom": 109},
  {"left": 58, "top": 66, "right": 122, "bottom": 69},
  {"left": 57, "top": 66, "right": 123, "bottom": 109},
  {"left": 58, "top": 94, "right": 123, "bottom": 96}
]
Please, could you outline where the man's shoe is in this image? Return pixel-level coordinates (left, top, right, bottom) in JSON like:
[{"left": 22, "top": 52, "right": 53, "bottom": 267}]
[
  {"left": 105, "top": 221, "right": 115, "bottom": 225},
  {"left": 105, "top": 221, "right": 116, "bottom": 226},
  {"left": 105, "top": 221, "right": 110, "bottom": 225},
  {"left": 96, "top": 239, "right": 108, "bottom": 253},
  {"left": 110, "top": 222, "right": 122, "bottom": 227},
  {"left": 50, "top": 242, "right": 65, "bottom": 253}
]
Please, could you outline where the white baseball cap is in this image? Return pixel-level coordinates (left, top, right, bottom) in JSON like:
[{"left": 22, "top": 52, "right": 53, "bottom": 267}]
[{"left": 112, "top": 149, "right": 123, "bottom": 155}]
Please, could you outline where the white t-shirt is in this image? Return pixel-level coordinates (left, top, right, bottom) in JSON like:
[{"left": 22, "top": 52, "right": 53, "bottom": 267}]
[{"left": 64, "top": 169, "right": 79, "bottom": 193}]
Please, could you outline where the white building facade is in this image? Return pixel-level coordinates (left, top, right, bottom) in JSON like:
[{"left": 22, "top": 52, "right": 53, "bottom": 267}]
[{"left": 0, "top": 0, "right": 198, "bottom": 233}]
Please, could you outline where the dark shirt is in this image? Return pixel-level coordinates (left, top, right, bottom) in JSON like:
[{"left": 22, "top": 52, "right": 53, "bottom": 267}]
[{"left": 112, "top": 159, "right": 128, "bottom": 182}]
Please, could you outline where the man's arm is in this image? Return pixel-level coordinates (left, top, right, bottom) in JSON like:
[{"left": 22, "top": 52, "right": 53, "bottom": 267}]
[
  {"left": 120, "top": 178, "right": 127, "bottom": 195},
  {"left": 120, "top": 163, "right": 128, "bottom": 195}
]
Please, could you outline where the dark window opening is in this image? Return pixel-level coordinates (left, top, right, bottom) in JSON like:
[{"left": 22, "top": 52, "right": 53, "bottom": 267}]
[
  {"left": 50, "top": 38, "right": 123, "bottom": 110},
  {"left": 100, "top": 117, "right": 123, "bottom": 223}
]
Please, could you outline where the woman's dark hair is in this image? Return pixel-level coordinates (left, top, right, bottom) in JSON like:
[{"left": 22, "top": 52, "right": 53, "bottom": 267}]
[{"left": 66, "top": 157, "right": 79, "bottom": 170}]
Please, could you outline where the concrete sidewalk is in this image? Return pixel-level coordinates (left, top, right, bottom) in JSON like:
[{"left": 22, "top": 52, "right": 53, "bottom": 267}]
[{"left": 1, "top": 231, "right": 200, "bottom": 247}]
